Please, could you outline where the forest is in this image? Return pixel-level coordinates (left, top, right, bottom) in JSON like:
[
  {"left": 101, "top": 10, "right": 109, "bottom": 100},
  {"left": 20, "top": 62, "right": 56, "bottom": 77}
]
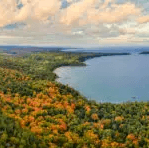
[{"left": 0, "top": 51, "right": 149, "bottom": 148}]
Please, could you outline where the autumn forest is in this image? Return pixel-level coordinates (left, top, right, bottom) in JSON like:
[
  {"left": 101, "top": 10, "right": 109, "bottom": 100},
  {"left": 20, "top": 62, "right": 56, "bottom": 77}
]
[{"left": 0, "top": 51, "right": 149, "bottom": 148}]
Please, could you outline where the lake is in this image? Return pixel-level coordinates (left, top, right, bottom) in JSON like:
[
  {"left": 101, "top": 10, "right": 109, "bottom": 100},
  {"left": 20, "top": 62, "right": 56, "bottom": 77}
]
[{"left": 54, "top": 54, "right": 149, "bottom": 103}]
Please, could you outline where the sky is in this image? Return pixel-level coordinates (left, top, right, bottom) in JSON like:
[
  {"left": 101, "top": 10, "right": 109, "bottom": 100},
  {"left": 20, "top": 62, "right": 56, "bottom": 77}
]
[{"left": 0, "top": 0, "right": 148, "bottom": 47}]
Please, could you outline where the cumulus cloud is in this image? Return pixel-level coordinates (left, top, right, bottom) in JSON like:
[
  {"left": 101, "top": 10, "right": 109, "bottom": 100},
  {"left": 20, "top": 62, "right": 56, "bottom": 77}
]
[
  {"left": 60, "top": 0, "right": 142, "bottom": 26},
  {"left": 0, "top": 0, "right": 17, "bottom": 27},
  {"left": 15, "top": 4, "right": 31, "bottom": 22},
  {"left": 119, "top": 28, "right": 136, "bottom": 35},
  {"left": 100, "top": 0, "right": 115, "bottom": 9},
  {"left": 32, "top": 0, "right": 61, "bottom": 20},
  {"left": 84, "top": 24, "right": 120, "bottom": 38},
  {"left": 60, "top": 0, "right": 98, "bottom": 25},
  {"left": 87, "top": 3, "right": 141, "bottom": 24},
  {"left": 0, "top": 0, "right": 61, "bottom": 27},
  {"left": 0, "top": 0, "right": 148, "bottom": 46},
  {"left": 0, "top": 0, "right": 145, "bottom": 27},
  {"left": 137, "top": 15, "right": 149, "bottom": 23}
]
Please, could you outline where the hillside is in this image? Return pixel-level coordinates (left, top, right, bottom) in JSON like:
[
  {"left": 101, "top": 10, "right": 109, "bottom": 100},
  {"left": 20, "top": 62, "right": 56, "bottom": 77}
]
[{"left": 0, "top": 51, "right": 148, "bottom": 147}]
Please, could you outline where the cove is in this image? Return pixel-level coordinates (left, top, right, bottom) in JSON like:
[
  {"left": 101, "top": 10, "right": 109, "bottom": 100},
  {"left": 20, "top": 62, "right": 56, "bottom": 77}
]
[{"left": 54, "top": 54, "right": 149, "bottom": 103}]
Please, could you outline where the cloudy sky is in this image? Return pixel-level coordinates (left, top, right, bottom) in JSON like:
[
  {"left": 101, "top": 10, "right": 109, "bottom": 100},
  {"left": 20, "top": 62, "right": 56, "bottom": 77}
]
[{"left": 0, "top": 0, "right": 149, "bottom": 47}]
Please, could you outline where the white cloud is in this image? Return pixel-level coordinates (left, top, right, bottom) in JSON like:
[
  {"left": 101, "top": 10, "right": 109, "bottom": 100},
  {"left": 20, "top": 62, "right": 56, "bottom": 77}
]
[
  {"left": 0, "top": 0, "right": 61, "bottom": 27},
  {"left": 33, "top": 0, "right": 61, "bottom": 20},
  {"left": 72, "top": 31, "right": 84, "bottom": 35},
  {"left": 60, "top": 0, "right": 142, "bottom": 26},
  {"left": 137, "top": 15, "right": 149, "bottom": 23},
  {"left": 98, "top": 34, "right": 149, "bottom": 44},
  {"left": 60, "top": 0, "right": 98, "bottom": 25},
  {"left": 119, "top": 28, "right": 136, "bottom": 34},
  {"left": 0, "top": 0, "right": 148, "bottom": 46},
  {"left": 86, "top": 2, "right": 141, "bottom": 24}
]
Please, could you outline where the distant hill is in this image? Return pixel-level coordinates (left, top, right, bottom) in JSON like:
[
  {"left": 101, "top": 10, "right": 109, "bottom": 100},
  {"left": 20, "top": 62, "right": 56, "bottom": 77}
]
[
  {"left": 0, "top": 45, "right": 65, "bottom": 56},
  {"left": 0, "top": 45, "right": 149, "bottom": 56},
  {"left": 140, "top": 51, "right": 149, "bottom": 54}
]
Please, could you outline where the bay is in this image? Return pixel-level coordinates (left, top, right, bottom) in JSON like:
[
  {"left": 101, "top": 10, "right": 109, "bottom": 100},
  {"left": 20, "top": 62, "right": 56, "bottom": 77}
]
[{"left": 54, "top": 54, "right": 149, "bottom": 103}]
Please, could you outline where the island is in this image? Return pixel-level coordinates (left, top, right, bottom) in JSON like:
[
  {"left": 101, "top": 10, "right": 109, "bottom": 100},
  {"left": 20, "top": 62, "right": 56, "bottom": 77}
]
[{"left": 140, "top": 51, "right": 149, "bottom": 54}]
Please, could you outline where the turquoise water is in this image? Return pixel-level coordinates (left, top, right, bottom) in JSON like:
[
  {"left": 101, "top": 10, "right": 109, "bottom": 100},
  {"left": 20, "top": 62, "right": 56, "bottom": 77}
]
[{"left": 55, "top": 54, "right": 149, "bottom": 103}]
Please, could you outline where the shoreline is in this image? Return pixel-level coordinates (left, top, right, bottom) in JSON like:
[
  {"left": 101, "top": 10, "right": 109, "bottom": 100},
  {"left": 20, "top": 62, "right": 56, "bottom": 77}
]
[
  {"left": 53, "top": 51, "right": 130, "bottom": 80},
  {"left": 53, "top": 52, "right": 131, "bottom": 104},
  {"left": 53, "top": 52, "right": 149, "bottom": 104},
  {"left": 140, "top": 51, "right": 149, "bottom": 54}
]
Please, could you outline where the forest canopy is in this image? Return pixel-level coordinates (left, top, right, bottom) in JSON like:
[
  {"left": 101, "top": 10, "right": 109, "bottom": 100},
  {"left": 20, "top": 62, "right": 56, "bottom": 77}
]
[{"left": 0, "top": 51, "right": 148, "bottom": 148}]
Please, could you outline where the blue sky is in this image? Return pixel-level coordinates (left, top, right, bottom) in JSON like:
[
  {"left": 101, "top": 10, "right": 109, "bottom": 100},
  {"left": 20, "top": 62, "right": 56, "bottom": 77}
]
[{"left": 0, "top": 0, "right": 148, "bottom": 47}]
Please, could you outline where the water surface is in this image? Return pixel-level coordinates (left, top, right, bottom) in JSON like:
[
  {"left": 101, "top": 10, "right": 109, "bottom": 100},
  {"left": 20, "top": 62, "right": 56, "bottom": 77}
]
[{"left": 55, "top": 54, "right": 149, "bottom": 103}]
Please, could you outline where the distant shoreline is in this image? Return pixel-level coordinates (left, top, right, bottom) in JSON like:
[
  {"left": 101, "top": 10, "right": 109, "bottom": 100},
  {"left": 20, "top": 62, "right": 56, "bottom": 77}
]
[{"left": 140, "top": 51, "right": 149, "bottom": 54}]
